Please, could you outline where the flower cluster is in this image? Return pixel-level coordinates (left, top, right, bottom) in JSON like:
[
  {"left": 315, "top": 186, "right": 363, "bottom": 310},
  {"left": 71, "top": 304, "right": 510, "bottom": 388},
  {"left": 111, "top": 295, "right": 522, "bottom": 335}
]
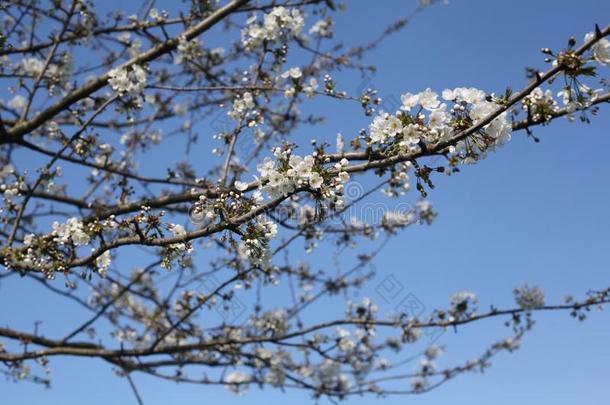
[
  {"left": 368, "top": 87, "right": 512, "bottom": 162},
  {"left": 312, "top": 359, "right": 352, "bottom": 394},
  {"left": 522, "top": 87, "right": 560, "bottom": 122},
  {"left": 189, "top": 195, "right": 216, "bottom": 226},
  {"left": 514, "top": 283, "right": 545, "bottom": 310},
  {"left": 95, "top": 251, "right": 112, "bottom": 277},
  {"left": 14, "top": 55, "right": 72, "bottom": 86},
  {"left": 262, "top": 349, "right": 292, "bottom": 387},
  {"left": 238, "top": 215, "right": 278, "bottom": 269},
  {"left": 0, "top": 164, "right": 19, "bottom": 206},
  {"left": 381, "top": 200, "right": 436, "bottom": 232},
  {"left": 252, "top": 308, "right": 290, "bottom": 337},
  {"left": 281, "top": 67, "right": 319, "bottom": 99},
  {"left": 257, "top": 154, "right": 320, "bottom": 196},
  {"left": 557, "top": 84, "right": 601, "bottom": 116},
  {"left": 51, "top": 217, "right": 91, "bottom": 246},
  {"left": 174, "top": 35, "right": 203, "bottom": 65},
  {"left": 410, "top": 344, "right": 445, "bottom": 392},
  {"left": 160, "top": 223, "right": 195, "bottom": 270},
  {"left": 226, "top": 371, "right": 251, "bottom": 395},
  {"left": 242, "top": 7, "right": 304, "bottom": 50},
  {"left": 107, "top": 64, "right": 147, "bottom": 96},
  {"left": 382, "top": 210, "right": 415, "bottom": 229},
  {"left": 281, "top": 67, "right": 303, "bottom": 80},
  {"left": 309, "top": 18, "right": 333, "bottom": 38},
  {"left": 168, "top": 224, "right": 194, "bottom": 254},
  {"left": 7, "top": 214, "right": 121, "bottom": 276},
  {"left": 256, "top": 149, "right": 350, "bottom": 207},
  {"left": 228, "top": 91, "right": 256, "bottom": 121},
  {"left": 17, "top": 57, "right": 46, "bottom": 77},
  {"left": 382, "top": 162, "right": 413, "bottom": 197},
  {"left": 449, "top": 290, "right": 478, "bottom": 320}
]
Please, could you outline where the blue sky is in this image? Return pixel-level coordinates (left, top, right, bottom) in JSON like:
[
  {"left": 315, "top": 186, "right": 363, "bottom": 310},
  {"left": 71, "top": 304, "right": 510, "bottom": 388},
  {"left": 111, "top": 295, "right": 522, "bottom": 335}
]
[{"left": 2, "top": 0, "right": 610, "bottom": 404}]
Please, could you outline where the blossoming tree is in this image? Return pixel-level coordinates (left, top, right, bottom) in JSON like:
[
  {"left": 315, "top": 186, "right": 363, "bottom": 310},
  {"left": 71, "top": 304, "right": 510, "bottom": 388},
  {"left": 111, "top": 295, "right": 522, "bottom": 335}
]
[{"left": 0, "top": 0, "right": 609, "bottom": 401}]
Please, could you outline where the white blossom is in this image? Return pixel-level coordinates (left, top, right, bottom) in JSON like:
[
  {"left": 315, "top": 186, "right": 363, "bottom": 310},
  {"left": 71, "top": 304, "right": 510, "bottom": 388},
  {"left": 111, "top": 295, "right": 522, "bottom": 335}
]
[
  {"left": 235, "top": 181, "right": 249, "bottom": 191},
  {"left": 52, "top": 218, "right": 90, "bottom": 246},
  {"left": 418, "top": 88, "right": 440, "bottom": 110},
  {"left": 309, "top": 18, "right": 333, "bottom": 38},
  {"left": 400, "top": 92, "right": 419, "bottom": 110},
  {"left": 8, "top": 95, "right": 27, "bottom": 111},
  {"left": 336, "top": 133, "right": 345, "bottom": 152},
  {"left": 242, "top": 7, "right": 304, "bottom": 50},
  {"left": 95, "top": 251, "right": 111, "bottom": 277},
  {"left": 449, "top": 290, "right": 478, "bottom": 319},
  {"left": 514, "top": 284, "right": 545, "bottom": 310},
  {"left": 107, "top": 65, "right": 147, "bottom": 96},
  {"left": 228, "top": 92, "right": 255, "bottom": 120},
  {"left": 281, "top": 67, "right": 302, "bottom": 80},
  {"left": 585, "top": 32, "right": 610, "bottom": 65},
  {"left": 309, "top": 172, "right": 323, "bottom": 189},
  {"left": 226, "top": 371, "right": 251, "bottom": 395}
]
